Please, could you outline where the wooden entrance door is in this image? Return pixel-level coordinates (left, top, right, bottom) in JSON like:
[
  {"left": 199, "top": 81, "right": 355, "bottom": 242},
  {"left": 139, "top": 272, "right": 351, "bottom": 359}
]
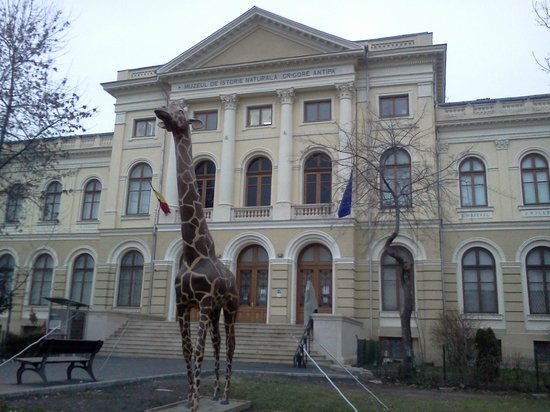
[
  {"left": 236, "top": 245, "right": 268, "bottom": 323},
  {"left": 296, "top": 244, "right": 333, "bottom": 324}
]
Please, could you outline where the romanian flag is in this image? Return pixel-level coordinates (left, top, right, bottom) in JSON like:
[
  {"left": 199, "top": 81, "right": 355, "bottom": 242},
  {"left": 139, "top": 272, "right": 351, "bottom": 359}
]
[{"left": 151, "top": 186, "right": 171, "bottom": 215}]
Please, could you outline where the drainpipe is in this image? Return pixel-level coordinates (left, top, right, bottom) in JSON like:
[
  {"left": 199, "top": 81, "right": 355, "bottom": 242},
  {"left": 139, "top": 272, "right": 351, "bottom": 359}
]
[
  {"left": 435, "top": 106, "right": 447, "bottom": 316},
  {"left": 147, "top": 78, "right": 171, "bottom": 315},
  {"left": 363, "top": 45, "right": 374, "bottom": 339}
]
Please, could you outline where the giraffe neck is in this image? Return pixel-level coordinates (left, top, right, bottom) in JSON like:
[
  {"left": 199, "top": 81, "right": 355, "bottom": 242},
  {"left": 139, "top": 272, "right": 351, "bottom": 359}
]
[{"left": 174, "top": 133, "right": 216, "bottom": 265}]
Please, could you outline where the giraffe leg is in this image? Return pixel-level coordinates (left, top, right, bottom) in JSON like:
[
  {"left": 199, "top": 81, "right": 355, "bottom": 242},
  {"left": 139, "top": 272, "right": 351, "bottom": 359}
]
[
  {"left": 221, "top": 308, "right": 237, "bottom": 405},
  {"left": 177, "top": 306, "right": 194, "bottom": 406},
  {"left": 210, "top": 309, "right": 221, "bottom": 401},
  {"left": 191, "top": 301, "right": 212, "bottom": 412}
]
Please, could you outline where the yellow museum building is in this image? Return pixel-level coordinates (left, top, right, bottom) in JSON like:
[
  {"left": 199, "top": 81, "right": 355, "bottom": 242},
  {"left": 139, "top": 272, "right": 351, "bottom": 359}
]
[{"left": 1, "top": 7, "right": 550, "bottom": 364}]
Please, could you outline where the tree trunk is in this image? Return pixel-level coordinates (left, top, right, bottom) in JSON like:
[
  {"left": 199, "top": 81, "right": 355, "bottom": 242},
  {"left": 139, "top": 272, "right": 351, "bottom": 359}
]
[{"left": 383, "top": 209, "right": 415, "bottom": 379}]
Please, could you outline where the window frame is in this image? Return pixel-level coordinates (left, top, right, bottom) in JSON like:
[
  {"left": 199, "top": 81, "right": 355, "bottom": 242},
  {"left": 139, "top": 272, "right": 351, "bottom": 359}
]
[
  {"left": 245, "top": 157, "right": 272, "bottom": 207},
  {"left": 381, "top": 246, "right": 415, "bottom": 312},
  {"left": 194, "top": 110, "right": 218, "bottom": 131},
  {"left": 42, "top": 181, "right": 62, "bottom": 222},
  {"left": 521, "top": 153, "right": 550, "bottom": 205},
  {"left": 133, "top": 118, "right": 157, "bottom": 138},
  {"left": 459, "top": 157, "right": 488, "bottom": 207},
  {"left": 195, "top": 160, "right": 216, "bottom": 209},
  {"left": 526, "top": 246, "right": 550, "bottom": 314},
  {"left": 246, "top": 105, "right": 273, "bottom": 127},
  {"left": 304, "top": 100, "right": 331, "bottom": 123},
  {"left": 462, "top": 247, "right": 498, "bottom": 314},
  {"left": 380, "top": 148, "right": 412, "bottom": 209},
  {"left": 303, "top": 153, "right": 332, "bottom": 204},
  {"left": 0, "top": 254, "right": 15, "bottom": 300},
  {"left": 70, "top": 253, "right": 95, "bottom": 305},
  {"left": 81, "top": 179, "right": 102, "bottom": 221},
  {"left": 379, "top": 94, "right": 410, "bottom": 118},
  {"left": 126, "top": 163, "right": 152, "bottom": 216},
  {"left": 29, "top": 254, "right": 53, "bottom": 306},
  {"left": 117, "top": 250, "right": 144, "bottom": 307},
  {"left": 5, "top": 183, "right": 25, "bottom": 223}
]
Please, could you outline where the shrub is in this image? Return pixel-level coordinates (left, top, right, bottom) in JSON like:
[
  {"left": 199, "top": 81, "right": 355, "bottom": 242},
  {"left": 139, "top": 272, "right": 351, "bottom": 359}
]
[
  {"left": 0, "top": 332, "right": 43, "bottom": 358},
  {"left": 474, "top": 327, "right": 500, "bottom": 386}
]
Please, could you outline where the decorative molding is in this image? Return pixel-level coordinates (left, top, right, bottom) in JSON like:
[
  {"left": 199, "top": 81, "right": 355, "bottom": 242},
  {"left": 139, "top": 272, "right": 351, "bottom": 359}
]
[
  {"left": 494, "top": 139, "right": 509, "bottom": 150},
  {"left": 276, "top": 87, "right": 295, "bottom": 104},
  {"left": 220, "top": 94, "right": 238, "bottom": 110},
  {"left": 336, "top": 82, "right": 355, "bottom": 99}
]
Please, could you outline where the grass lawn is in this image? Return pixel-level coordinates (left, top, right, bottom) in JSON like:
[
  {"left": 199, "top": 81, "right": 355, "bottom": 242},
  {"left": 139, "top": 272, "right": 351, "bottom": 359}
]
[
  {"left": 0, "top": 375, "right": 549, "bottom": 411},
  {"left": 229, "top": 376, "right": 550, "bottom": 412}
]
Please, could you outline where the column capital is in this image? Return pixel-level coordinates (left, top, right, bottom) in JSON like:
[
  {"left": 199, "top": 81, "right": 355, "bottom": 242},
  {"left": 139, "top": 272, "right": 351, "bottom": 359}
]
[
  {"left": 336, "top": 82, "right": 355, "bottom": 100},
  {"left": 276, "top": 87, "right": 295, "bottom": 104},
  {"left": 220, "top": 94, "right": 238, "bottom": 110}
]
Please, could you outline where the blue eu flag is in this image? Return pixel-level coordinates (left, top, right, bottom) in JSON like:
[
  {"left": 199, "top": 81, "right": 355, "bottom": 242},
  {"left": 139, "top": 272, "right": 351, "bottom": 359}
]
[{"left": 337, "top": 173, "right": 353, "bottom": 218}]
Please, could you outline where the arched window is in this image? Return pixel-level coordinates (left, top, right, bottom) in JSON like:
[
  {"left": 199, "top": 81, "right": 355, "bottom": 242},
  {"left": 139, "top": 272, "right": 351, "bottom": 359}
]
[
  {"left": 381, "top": 148, "right": 411, "bottom": 208},
  {"left": 381, "top": 247, "right": 414, "bottom": 311},
  {"left": 42, "top": 181, "right": 62, "bottom": 221},
  {"left": 126, "top": 163, "right": 152, "bottom": 215},
  {"left": 81, "top": 179, "right": 102, "bottom": 220},
  {"left": 526, "top": 246, "right": 550, "bottom": 314},
  {"left": 297, "top": 244, "right": 332, "bottom": 324},
  {"left": 30, "top": 254, "right": 53, "bottom": 305},
  {"left": 459, "top": 157, "right": 487, "bottom": 207},
  {"left": 117, "top": 251, "right": 143, "bottom": 307},
  {"left": 195, "top": 160, "right": 216, "bottom": 208},
  {"left": 462, "top": 247, "right": 498, "bottom": 313},
  {"left": 5, "top": 184, "right": 25, "bottom": 223},
  {"left": 236, "top": 245, "right": 268, "bottom": 323},
  {"left": 70, "top": 254, "right": 95, "bottom": 305},
  {"left": 521, "top": 154, "right": 550, "bottom": 205},
  {"left": 0, "top": 254, "right": 15, "bottom": 304},
  {"left": 245, "top": 157, "right": 272, "bottom": 207},
  {"left": 304, "top": 153, "right": 332, "bottom": 204}
]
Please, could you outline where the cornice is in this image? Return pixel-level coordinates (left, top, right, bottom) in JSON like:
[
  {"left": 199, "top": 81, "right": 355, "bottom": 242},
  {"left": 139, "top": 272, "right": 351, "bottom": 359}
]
[{"left": 159, "top": 49, "right": 364, "bottom": 82}]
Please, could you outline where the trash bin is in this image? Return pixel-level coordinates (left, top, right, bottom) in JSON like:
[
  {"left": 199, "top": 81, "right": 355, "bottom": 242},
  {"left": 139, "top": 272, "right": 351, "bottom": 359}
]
[{"left": 357, "top": 338, "right": 367, "bottom": 367}]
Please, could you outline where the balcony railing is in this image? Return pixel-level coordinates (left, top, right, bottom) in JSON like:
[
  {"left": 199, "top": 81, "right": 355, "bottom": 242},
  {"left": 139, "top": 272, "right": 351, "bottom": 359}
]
[
  {"left": 232, "top": 206, "right": 272, "bottom": 221},
  {"left": 292, "top": 203, "right": 334, "bottom": 218}
]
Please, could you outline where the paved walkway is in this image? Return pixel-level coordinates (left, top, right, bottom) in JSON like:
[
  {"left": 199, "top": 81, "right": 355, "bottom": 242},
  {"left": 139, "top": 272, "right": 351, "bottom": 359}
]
[{"left": 0, "top": 355, "right": 344, "bottom": 399}]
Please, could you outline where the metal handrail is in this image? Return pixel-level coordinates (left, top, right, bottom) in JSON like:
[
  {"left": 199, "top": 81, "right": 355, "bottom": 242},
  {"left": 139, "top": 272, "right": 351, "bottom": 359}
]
[{"left": 293, "top": 318, "right": 313, "bottom": 368}]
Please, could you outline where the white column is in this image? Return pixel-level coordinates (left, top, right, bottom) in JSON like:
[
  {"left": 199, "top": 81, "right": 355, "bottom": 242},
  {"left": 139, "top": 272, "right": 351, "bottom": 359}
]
[
  {"left": 214, "top": 94, "right": 238, "bottom": 222},
  {"left": 336, "top": 82, "right": 355, "bottom": 183},
  {"left": 160, "top": 135, "right": 178, "bottom": 224},
  {"left": 273, "top": 88, "right": 295, "bottom": 220}
]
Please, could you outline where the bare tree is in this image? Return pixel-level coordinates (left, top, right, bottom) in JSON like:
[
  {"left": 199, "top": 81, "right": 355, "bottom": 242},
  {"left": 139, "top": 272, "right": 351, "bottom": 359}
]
[
  {"left": 534, "top": 0, "right": 550, "bottom": 73},
  {"left": 0, "top": 0, "right": 94, "bottom": 212},
  {"left": 329, "top": 107, "right": 461, "bottom": 379}
]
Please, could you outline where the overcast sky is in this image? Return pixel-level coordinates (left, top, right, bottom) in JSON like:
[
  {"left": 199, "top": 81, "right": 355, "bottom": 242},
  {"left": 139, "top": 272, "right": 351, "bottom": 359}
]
[{"left": 56, "top": 0, "right": 550, "bottom": 134}]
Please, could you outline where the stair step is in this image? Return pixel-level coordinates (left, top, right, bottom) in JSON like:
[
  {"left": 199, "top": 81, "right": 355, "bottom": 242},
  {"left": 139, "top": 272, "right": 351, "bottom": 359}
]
[{"left": 101, "top": 319, "right": 331, "bottom": 365}]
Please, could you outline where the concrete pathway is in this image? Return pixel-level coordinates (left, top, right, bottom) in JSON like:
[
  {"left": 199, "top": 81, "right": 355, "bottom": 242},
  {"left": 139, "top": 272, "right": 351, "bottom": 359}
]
[{"left": 0, "top": 355, "right": 337, "bottom": 399}]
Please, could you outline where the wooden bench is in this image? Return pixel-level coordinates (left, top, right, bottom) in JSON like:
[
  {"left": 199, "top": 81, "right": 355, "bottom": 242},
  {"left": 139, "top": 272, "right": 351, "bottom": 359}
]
[{"left": 15, "top": 339, "right": 103, "bottom": 384}]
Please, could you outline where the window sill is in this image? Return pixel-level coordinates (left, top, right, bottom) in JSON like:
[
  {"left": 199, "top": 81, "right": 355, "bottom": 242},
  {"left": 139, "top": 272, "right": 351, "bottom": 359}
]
[
  {"left": 121, "top": 214, "right": 151, "bottom": 220},
  {"left": 457, "top": 206, "right": 494, "bottom": 220},
  {"left": 518, "top": 205, "right": 550, "bottom": 218},
  {"left": 463, "top": 313, "right": 503, "bottom": 322}
]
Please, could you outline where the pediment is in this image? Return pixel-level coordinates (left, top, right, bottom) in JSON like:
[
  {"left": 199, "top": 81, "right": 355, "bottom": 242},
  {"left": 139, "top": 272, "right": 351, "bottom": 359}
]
[{"left": 158, "top": 7, "right": 361, "bottom": 74}]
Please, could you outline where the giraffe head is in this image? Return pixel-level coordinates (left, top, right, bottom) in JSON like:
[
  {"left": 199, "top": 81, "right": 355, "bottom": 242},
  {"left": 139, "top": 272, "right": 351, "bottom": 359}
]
[{"left": 155, "top": 101, "right": 203, "bottom": 137}]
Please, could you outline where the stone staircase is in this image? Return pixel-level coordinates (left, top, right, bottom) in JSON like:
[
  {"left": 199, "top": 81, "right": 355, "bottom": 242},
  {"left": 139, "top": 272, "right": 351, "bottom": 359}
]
[{"left": 101, "top": 319, "right": 333, "bottom": 365}]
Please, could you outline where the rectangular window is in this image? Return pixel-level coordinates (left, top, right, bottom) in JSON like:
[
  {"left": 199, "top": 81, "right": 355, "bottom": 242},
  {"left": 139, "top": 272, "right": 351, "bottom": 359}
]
[
  {"left": 247, "top": 105, "right": 272, "bottom": 127},
  {"left": 379, "top": 95, "right": 409, "bottom": 118},
  {"left": 134, "top": 118, "right": 156, "bottom": 137},
  {"left": 304, "top": 100, "right": 331, "bottom": 122},
  {"left": 194, "top": 110, "right": 218, "bottom": 130}
]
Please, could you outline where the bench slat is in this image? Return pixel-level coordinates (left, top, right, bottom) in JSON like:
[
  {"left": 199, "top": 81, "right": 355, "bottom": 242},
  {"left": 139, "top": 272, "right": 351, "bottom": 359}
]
[{"left": 15, "top": 339, "right": 103, "bottom": 384}]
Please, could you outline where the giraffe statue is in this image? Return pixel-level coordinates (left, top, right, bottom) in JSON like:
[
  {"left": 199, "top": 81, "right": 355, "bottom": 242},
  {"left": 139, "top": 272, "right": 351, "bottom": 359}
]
[{"left": 154, "top": 101, "right": 239, "bottom": 411}]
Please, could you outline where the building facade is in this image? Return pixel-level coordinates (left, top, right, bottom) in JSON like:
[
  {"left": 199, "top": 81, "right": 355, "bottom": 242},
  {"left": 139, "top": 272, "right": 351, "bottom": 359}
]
[{"left": 1, "top": 7, "right": 549, "bottom": 363}]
